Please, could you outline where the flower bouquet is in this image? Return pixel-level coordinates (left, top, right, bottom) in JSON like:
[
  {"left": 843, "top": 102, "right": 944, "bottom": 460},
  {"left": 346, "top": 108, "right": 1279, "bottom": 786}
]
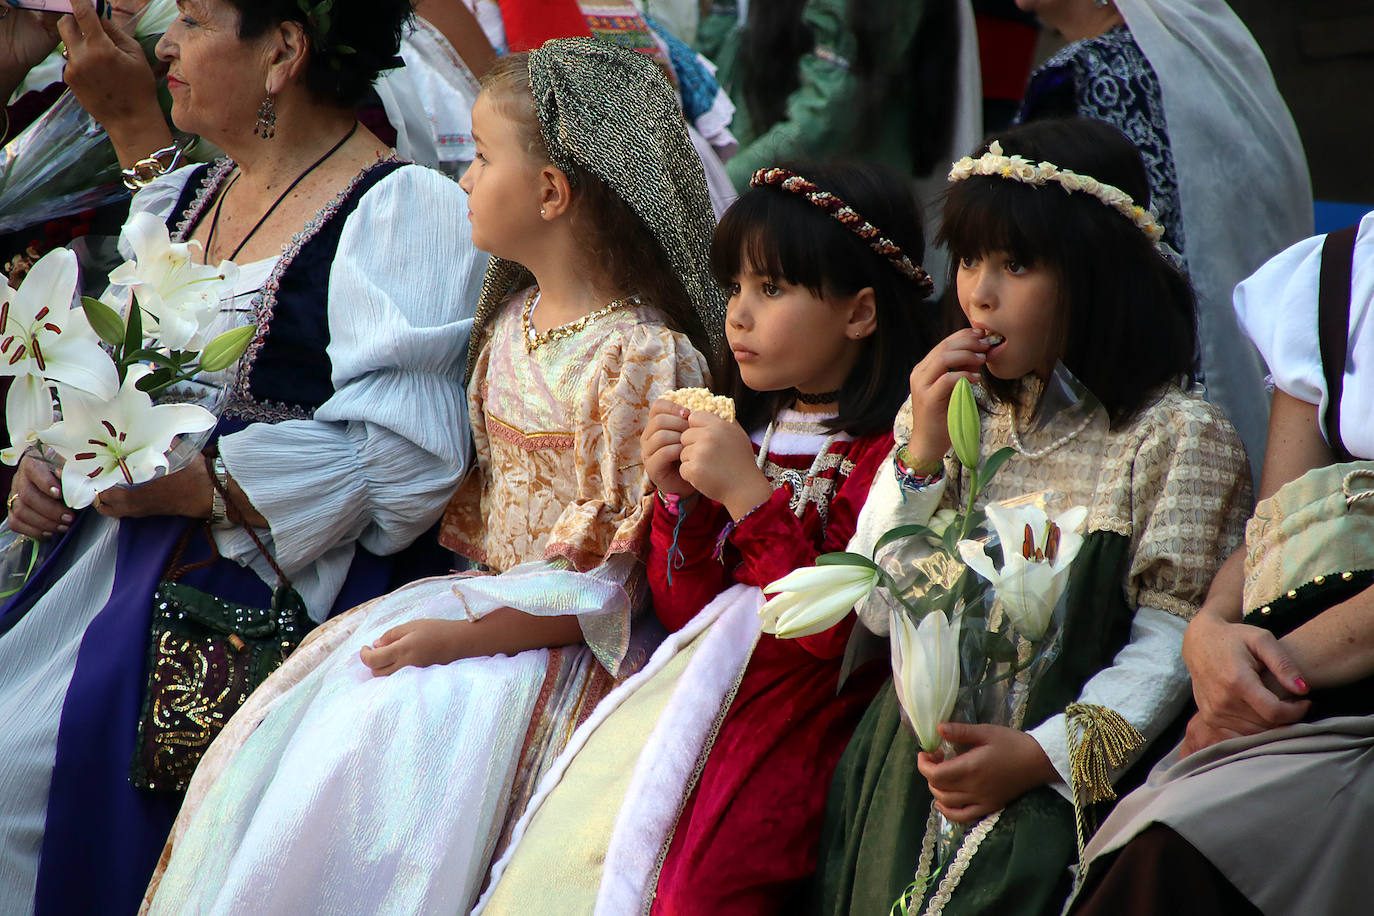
[
  {"left": 762, "top": 374, "right": 1102, "bottom": 913},
  {"left": 0, "top": 0, "right": 181, "bottom": 235},
  {"left": 0, "top": 219, "right": 252, "bottom": 595}
]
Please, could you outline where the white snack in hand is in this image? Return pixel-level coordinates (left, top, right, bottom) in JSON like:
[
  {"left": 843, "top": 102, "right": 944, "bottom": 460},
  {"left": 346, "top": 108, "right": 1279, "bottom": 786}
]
[{"left": 662, "top": 387, "right": 736, "bottom": 422}]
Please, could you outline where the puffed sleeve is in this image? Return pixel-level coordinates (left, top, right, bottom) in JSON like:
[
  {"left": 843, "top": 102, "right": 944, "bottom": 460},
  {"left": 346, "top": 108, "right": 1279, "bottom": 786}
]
[
  {"left": 122, "top": 163, "right": 203, "bottom": 232},
  {"left": 1118, "top": 393, "right": 1252, "bottom": 619},
  {"left": 546, "top": 323, "right": 710, "bottom": 667},
  {"left": 1234, "top": 211, "right": 1374, "bottom": 453},
  {"left": 1027, "top": 391, "right": 1253, "bottom": 796},
  {"left": 214, "top": 165, "right": 488, "bottom": 617}
]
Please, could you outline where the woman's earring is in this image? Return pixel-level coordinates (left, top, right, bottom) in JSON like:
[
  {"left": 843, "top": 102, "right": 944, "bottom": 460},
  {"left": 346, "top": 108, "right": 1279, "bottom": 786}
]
[
  {"left": 255, "top": 95, "right": 277, "bottom": 139},
  {"left": 1094, "top": 0, "right": 1111, "bottom": 6},
  {"left": 539, "top": 208, "right": 547, "bottom": 217}
]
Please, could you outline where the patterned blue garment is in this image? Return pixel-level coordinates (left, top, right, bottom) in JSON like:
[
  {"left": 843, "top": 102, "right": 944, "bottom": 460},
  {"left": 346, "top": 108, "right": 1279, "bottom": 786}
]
[
  {"left": 1017, "top": 25, "right": 1185, "bottom": 256},
  {"left": 645, "top": 14, "right": 723, "bottom": 125}
]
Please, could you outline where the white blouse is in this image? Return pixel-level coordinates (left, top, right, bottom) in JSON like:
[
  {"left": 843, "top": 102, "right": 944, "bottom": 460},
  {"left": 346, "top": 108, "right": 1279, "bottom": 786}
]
[
  {"left": 127, "top": 161, "right": 489, "bottom": 616},
  {"left": 1234, "top": 209, "right": 1374, "bottom": 461}
]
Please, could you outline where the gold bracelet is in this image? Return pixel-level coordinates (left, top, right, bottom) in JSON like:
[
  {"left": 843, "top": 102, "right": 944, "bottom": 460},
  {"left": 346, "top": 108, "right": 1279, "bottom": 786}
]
[
  {"left": 895, "top": 444, "right": 944, "bottom": 477},
  {"left": 121, "top": 143, "right": 184, "bottom": 190}
]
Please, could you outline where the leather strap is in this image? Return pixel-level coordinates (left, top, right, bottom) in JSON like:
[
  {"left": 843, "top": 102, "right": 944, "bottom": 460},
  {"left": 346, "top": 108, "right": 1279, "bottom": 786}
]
[{"left": 1318, "top": 225, "right": 1359, "bottom": 462}]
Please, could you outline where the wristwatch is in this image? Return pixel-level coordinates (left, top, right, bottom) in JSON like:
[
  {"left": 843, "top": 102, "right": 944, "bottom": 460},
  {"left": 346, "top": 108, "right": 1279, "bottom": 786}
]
[{"left": 209, "top": 455, "right": 232, "bottom": 527}]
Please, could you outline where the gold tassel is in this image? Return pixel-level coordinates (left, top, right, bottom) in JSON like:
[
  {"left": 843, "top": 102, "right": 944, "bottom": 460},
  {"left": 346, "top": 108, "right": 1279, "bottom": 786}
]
[{"left": 1064, "top": 703, "right": 1144, "bottom": 867}]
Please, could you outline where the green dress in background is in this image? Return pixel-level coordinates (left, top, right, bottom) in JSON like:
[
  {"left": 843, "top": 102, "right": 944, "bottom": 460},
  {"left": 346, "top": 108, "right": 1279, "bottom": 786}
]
[{"left": 695, "top": 0, "right": 935, "bottom": 189}]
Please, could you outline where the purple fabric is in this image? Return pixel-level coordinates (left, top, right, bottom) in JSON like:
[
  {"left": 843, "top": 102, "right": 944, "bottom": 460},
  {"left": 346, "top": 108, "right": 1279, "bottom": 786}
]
[{"left": 31, "top": 511, "right": 392, "bottom": 916}]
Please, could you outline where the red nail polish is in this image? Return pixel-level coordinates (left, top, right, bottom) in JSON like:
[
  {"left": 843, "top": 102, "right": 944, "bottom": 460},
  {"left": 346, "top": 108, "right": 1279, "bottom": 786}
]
[{"left": 1294, "top": 677, "right": 1309, "bottom": 693}]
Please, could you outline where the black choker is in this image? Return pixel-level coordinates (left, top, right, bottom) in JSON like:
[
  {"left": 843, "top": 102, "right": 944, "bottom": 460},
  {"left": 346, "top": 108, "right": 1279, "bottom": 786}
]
[{"left": 794, "top": 389, "right": 842, "bottom": 405}]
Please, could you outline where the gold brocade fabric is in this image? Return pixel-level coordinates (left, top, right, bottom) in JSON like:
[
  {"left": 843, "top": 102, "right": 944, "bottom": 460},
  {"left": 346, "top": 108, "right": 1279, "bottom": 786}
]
[
  {"left": 479, "top": 629, "right": 707, "bottom": 915},
  {"left": 896, "top": 382, "right": 1252, "bottom": 617},
  {"left": 441, "top": 293, "right": 710, "bottom": 574}
]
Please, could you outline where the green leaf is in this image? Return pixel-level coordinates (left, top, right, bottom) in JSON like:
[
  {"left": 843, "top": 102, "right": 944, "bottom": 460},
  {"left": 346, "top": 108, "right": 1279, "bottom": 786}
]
[
  {"left": 123, "top": 302, "right": 143, "bottom": 360},
  {"left": 125, "top": 348, "right": 181, "bottom": 371},
  {"left": 815, "top": 551, "right": 880, "bottom": 572},
  {"left": 80, "top": 297, "right": 127, "bottom": 347},
  {"left": 197, "top": 325, "right": 255, "bottom": 373},
  {"left": 873, "top": 523, "right": 938, "bottom": 556},
  {"left": 947, "top": 377, "right": 980, "bottom": 470},
  {"left": 979, "top": 446, "right": 1016, "bottom": 488},
  {"left": 135, "top": 367, "right": 175, "bottom": 394}
]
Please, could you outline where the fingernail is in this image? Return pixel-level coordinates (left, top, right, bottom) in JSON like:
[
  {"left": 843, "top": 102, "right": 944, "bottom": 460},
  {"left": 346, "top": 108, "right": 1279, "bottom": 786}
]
[
  {"left": 57, "top": 524, "right": 69, "bottom": 533},
  {"left": 48, "top": 487, "right": 60, "bottom": 497},
  {"left": 61, "top": 513, "right": 73, "bottom": 523},
  {"left": 1295, "top": 677, "right": 1309, "bottom": 693}
]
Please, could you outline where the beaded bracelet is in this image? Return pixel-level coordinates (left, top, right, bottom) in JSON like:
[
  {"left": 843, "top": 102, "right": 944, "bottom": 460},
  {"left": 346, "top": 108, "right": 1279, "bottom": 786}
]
[
  {"left": 894, "top": 445, "right": 943, "bottom": 491},
  {"left": 656, "top": 489, "right": 683, "bottom": 516}
]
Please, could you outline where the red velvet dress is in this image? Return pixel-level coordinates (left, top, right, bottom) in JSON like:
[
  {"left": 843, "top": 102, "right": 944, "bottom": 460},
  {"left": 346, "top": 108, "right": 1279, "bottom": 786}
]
[{"left": 647, "top": 418, "right": 892, "bottom": 915}]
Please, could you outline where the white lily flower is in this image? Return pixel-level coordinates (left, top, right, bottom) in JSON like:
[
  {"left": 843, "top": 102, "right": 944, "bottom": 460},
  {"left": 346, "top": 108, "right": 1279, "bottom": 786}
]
[
  {"left": 760, "top": 562, "right": 879, "bottom": 639},
  {"left": 957, "top": 501, "right": 1088, "bottom": 641},
  {"left": 891, "top": 608, "right": 960, "bottom": 752},
  {"left": 106, "top": 211, "right": 239, "bottom": 350},
  {"left": 0, "top": 249, "right": 119, "bottom": 463},
  {"left": 40, "top": 364, "right": 216, "bottom": 508}
]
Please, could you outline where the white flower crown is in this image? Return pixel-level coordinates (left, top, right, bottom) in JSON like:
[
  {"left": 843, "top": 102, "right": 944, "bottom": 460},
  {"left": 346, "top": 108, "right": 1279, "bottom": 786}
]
[{"left": 947, "top": 141, "right": 1165, "bottom": 243}]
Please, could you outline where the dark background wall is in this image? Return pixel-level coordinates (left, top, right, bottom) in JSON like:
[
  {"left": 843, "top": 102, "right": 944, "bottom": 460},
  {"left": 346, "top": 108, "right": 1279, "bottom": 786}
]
[{"left": 1231, "top": 0, "right": 1373, "bottom": 205}]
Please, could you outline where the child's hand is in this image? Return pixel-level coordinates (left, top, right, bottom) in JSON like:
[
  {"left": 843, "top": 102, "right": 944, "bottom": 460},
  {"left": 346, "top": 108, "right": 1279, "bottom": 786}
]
[
  {"left": 680, "top": 410, "right": 773, "bottom": 520},
  {"left": 642, "top": 398, "right": 696, "bottom": 497},
  {"left": 905, "top": 328, "right": 990, "bottom": 466},
  {"left": 360, "top": 618, "right": 472, "bottom": 676},
  {"left": 916, "top": 722, "right": 1059, "bottom": 823}
]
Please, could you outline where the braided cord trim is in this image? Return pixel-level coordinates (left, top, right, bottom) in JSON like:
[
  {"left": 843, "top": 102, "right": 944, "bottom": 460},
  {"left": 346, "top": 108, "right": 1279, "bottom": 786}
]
[{"left": 750, "top": 167, "right": 935, "bottom": 297}]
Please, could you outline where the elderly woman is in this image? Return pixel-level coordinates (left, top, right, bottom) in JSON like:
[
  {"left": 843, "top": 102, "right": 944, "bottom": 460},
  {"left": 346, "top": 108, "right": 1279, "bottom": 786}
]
[
  {"left": 0, "top": 0, "right": 485, "bottom": 912},
  {"left": 1014, "top": 0, "right": 1312, "bottom": 475}
]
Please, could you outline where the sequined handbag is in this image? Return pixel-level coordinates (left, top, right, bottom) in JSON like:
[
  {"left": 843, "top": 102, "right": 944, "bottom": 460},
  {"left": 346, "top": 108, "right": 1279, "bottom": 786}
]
[{"left": 130, "top": 522, "right": 314, "bottom": 793}]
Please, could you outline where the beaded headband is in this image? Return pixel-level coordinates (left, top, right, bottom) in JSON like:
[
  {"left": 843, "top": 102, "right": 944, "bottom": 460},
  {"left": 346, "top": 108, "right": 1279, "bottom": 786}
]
[
  {"left": 749, "top": 168, "right": 935, "bottom": 297},
  {"left": 948, "top": 141, "right": 1165, "bottom": 243}
]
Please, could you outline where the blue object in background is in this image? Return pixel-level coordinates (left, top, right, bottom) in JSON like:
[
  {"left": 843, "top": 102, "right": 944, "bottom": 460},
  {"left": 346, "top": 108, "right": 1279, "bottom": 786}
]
[{"left": 1315, "top": 201, "right": 1372, "bottom": 234}]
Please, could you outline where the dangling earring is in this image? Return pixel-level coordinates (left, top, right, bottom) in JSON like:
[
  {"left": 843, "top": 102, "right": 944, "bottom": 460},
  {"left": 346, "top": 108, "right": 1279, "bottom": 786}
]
[{"left": 255, "top": 95, "right": 277, "bottom": 139}]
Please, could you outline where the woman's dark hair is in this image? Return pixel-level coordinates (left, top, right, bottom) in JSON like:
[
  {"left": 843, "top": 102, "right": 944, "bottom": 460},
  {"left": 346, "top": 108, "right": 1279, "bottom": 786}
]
[
  {"left": 737, "top": 0, "right": 958, "bottom": 175},
  {"left": 229, "top": 0, "right": 412, "bottom": 107},
  {"left": 476, "top": 54, "right": 714, "bottom": 364},
  {"left": 710, "top": 161, "right": 934, "bottom": 437},
  {"left": 938, "top": 117, "right": 1197, "bottom": 427}
]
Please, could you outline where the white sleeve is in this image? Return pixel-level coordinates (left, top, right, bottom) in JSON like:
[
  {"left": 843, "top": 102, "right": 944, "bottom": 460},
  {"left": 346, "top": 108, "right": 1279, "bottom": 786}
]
[
  {"left": 1026, "top": 606, "right": 1191, "bottom": 801},
  {"left": 1233, "top": 210, "right": 1374, "bottom": 439},
  {"left": 214, "top": 165, "right": 488, "bottom": 614}
]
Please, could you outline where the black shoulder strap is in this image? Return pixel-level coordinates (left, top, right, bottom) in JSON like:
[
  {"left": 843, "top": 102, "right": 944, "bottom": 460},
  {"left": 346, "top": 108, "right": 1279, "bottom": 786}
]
[{"left": 1318, "top": 225, "right": 1359, "bottom": 462}]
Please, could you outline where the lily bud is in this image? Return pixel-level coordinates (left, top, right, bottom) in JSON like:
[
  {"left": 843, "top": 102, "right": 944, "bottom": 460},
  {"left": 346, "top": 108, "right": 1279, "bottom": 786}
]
[{"left": 948, "top": 377, "right": 980, "bottom": 470}]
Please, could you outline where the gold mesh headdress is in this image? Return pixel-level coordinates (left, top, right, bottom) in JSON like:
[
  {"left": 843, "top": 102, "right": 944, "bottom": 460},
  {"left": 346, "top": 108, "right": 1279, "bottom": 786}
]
[{"left": 466, "top": 37, "right": 725, "bottom": 380}]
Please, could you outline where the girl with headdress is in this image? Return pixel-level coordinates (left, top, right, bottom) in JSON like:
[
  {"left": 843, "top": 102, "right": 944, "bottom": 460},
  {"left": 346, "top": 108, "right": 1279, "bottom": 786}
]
[
  {"left": 1014, "top": 0, "right": 1312, "bottom": 477},
  {"left": 139, "top": 38, "right": 720, "bottom": 916},
  {"left": 809, "top": 118, "right": 1253, "bottom": 916},
  {"left": 473, "top": 161, "right": 932, "bottom": 915}
]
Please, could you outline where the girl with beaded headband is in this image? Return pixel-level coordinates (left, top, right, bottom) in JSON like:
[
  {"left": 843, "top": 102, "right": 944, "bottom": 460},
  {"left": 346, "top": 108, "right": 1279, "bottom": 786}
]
[
  {"left": 141, "top": 38, "right": 720, "bottom": 916},
  {"left": 471, "top": 161, "right": 934, "bottom": 916},
  {"left": 810, "top": 117, "right": 1254, "bottom": 916}
]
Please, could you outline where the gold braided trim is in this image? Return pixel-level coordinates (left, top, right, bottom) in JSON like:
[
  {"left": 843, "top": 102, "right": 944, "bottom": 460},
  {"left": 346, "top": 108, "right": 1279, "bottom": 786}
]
[{"left": 1065, "top": 702, "right": 1144, "bottom": 865}]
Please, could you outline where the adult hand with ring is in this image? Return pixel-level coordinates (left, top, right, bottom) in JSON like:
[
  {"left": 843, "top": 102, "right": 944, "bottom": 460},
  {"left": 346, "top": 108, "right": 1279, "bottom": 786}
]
[{"left": 7, "top": 454, "right": 72, "bottom": 539}]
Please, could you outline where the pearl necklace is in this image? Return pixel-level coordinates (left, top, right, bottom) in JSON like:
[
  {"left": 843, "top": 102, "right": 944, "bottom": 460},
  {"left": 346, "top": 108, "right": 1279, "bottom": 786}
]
[
  {"left": 521, "top": 287, "right": 641, "bottom": 353},
  {"left": 1007, "top": 403, "right": 1094, "bottom": 460}
]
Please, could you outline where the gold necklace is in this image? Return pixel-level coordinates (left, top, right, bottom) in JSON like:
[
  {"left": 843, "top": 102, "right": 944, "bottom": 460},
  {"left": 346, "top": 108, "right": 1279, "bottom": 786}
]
[{"left": 520, "top": 287, "right": 642, "bottom": 353}]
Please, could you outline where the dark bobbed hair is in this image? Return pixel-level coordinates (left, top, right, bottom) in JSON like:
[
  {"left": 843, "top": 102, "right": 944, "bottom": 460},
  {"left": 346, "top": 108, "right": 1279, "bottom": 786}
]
[
  {"left": 938, "top": 118, "right": 1198, "bottom": 427},
  {"left": 738, "top": 1, "right": 957, "bottom": 175},
  {"left": 475, "top": 54, "right": 714, "bottom": 366},
  {"left": 229, "top": 0, "right": 412, "bottom": 107},
  {"left": 710, "top": 161, "right": 935, "bottom": 437}
]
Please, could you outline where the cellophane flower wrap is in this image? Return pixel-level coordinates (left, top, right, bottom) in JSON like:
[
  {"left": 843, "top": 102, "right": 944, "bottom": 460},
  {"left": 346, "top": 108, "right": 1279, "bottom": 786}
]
[
  {"left": 761, "top": 370, "right": 1103, "bottom": 910},
  {"left": 1, "top": 235, "right": 251, "bottom": 504},
  {"left": 0, "top": 0, "right": 181, "bottom": 234}
]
